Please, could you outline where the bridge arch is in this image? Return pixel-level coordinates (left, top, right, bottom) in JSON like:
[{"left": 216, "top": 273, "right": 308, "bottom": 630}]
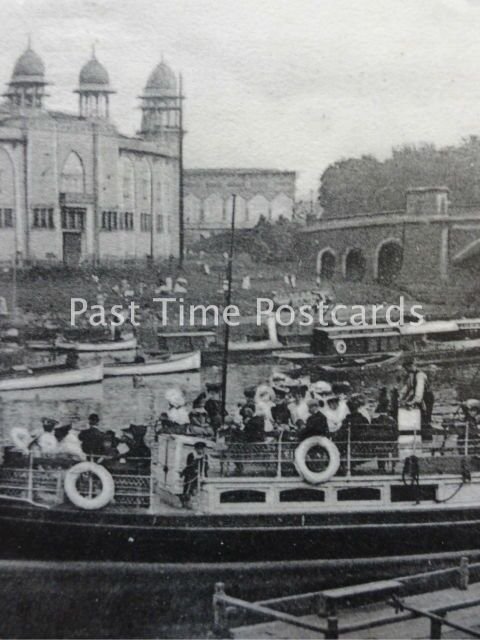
[
  {"left": 375, "top": 238, "right": 403, "bottom": 284},
  {"left": 316, "top": 247, "right": 337, "bottom": 279},
  {"left": 343, "top": 247, "right": 366, "bottom": 282}
]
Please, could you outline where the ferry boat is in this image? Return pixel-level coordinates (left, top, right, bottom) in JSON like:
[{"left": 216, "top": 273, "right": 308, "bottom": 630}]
[
  {"left": 277, "top": 318, "right": 480, "bottom": 370},
  {"left": 1, "top": 416, "right": 480, "bottom": 562},
  {"left": 155, "top": 315, "right": 309, "bottom": 366}
]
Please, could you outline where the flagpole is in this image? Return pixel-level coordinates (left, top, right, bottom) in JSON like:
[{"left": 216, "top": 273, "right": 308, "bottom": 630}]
[{"left": 220, "top": 194, "right": 236, "bottom": 418}]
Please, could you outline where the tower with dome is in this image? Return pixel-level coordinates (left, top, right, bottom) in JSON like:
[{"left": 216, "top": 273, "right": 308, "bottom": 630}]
[{"left": 0, "top": 42, "right": 183, "bottom": 264}]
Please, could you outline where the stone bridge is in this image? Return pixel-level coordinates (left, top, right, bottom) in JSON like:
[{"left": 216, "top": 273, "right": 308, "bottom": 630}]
[{"left": 298, "top": 187, "right": 480, "bottom": 285}]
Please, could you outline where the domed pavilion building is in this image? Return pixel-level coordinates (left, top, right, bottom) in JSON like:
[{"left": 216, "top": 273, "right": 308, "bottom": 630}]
[{"left": 0, "top": 43, "right": 183, "bottom": 264}]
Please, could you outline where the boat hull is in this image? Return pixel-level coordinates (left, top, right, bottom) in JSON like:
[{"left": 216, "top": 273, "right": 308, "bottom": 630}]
[
  {"left": 104, "top": 351, "right": 201, "bottom": 377},
  {"left": 1, "top": 499, "right": 480, "bottom": 562},
  {"left": 55, "top": 338, "right": 137, "bottom": 352},
  {"left": 0, "top": 363, "right": 103, "bottom": 391}
]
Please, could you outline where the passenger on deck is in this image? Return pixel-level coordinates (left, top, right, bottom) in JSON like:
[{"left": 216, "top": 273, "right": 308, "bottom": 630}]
[
  {"left": 400, "top": 356, "right": 435, "bottom": 441},
  {"left": 188, "top": 408, "right": 214, "bottom": 438},
  {"left": 54, "top": 424, "right": 86, "bottom": 461},
  {"left": 271, "top": 387, "right": 292, "bottom": 428},
  {"left": 121, "top": 424, "right": 151, "bottom": 474},
  {"left": 78, "top": 413, "right": 105, "bottom": 458},
  {"left": 243, "top": 408, "right": 265, "bottom": 443},
  {"left": 204, "top": 382, "right": 223, "bottom": 425},
  {"left": 134, "top": 348, "right": 146, "bottom": 364},
  {"left": 288, "top": 384, "right": 310, "bottom": 424},
  {"left": 180, "top": 441, "right": 208, "bottom": 506},
  {"left": 298, "top": 399, "right": 329, "bottom": 441},
  {"left": 34, "top": 417, "right": 59, "bottom": 455},
  {"left": 239, "top": 385, "right": 256, "bottom": 421},
  {"left": 376, "top": 387, "right": 390, "bottom": 414}
]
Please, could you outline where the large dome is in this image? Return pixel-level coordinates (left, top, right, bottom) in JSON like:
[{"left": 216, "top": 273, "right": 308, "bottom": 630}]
[
  {"left": 11, "top": 47, "right": 45, "bottom": 82},
  {"left": 144, "top": 61, "right": 177, "bottom": 96},
  {"left": 79, "top": 56, "right": 110, "bottom": 86}
]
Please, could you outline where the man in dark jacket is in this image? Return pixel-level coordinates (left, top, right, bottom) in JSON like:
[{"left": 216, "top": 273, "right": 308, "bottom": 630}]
[
  {"left": 78, "top": 413, "right": 104, "bottom": 458},
  {"left": 298, "top": 400, "right": 329, "bottom": 441}
]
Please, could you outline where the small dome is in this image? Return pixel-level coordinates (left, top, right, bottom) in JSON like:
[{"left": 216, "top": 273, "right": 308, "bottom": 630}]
[
  {"left": 12, "top": 47, "right": 45, "bottom": 81},
  {"left": 144, "top": 61, "right": 176, "bottom": 96},
  {"left": 79, "top": 56, "right": 110, "bottom": 86}
]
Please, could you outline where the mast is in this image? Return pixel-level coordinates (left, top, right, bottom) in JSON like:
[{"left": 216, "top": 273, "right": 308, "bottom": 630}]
[
  {"left": 178, "top": 73, "right": 185, "bottom": 268},
  {"left": 220, "top": 194, "right": 236, "bottom": 418}
]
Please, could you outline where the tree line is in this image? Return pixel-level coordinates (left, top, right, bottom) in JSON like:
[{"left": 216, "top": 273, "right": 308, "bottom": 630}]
[{"left": 319, "top": 136, "right": 480, "bottom": 218}]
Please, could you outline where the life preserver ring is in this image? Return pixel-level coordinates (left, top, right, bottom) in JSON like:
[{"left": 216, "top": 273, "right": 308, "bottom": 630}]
[
  {"left": 294, "top": 436, "right": 340, "bottom": 485},
  {"left": 10, "top": 427, "right": 32, "bottom": 453},
  {"left": 64, "top": 462, "right": 114, "bottom": 510},
  {"left": 334, "top": 339, "right": 347, "bottom": 355}
]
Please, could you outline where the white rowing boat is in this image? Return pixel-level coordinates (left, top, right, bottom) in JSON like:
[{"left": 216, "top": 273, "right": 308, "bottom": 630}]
[
  {"left": 55, "top": 335, "right": 137, "bottom": 352},
  {"left": 104, "top": 351, "right": 201, "bottom": 377},
  {"left": 0, "top": 362, "right": 103, "bottom": 391}
]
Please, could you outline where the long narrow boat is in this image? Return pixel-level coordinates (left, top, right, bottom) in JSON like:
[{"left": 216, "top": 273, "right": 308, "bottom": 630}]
[
  {"left": 1, "top": 424, "right": 480, "bottom": 562},
  {"left": 55, "top": 335, "right": 137, "bottom": 352},
  {"left": 104, "top": 351, "right": 201, "bottom": 377},
  {"left": 0, "top": 362, "right": 103, "bottom": 391}
]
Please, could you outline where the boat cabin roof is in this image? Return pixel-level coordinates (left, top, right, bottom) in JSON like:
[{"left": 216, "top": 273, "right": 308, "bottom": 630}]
[
  {"left": 399, "top": 320, "right": 459, "bottom": 335},
  {"left": 157, "top": 331, "right": 216, "bottom": 338},
  {"left": 314, "top": 323, "right": 400, "bottom": 339}
]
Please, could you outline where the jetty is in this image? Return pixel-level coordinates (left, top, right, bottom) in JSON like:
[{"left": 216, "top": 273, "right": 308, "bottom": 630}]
[{"left": 214, "top": 556, "right": 480, "bottom": 639}]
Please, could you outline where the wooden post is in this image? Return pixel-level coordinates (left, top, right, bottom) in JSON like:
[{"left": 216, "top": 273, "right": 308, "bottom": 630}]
[
  {"left": 326, "top": 615, "right": 339, "bottom": 639},
  {"left": 430, "top": 611, "right": 446, "bottom": 639},
  {"left": 458, "top": 556, "right": 469, "bottom": 591},
  {"left": 213, "top": 582, "right": 229, "bottom": 637}
]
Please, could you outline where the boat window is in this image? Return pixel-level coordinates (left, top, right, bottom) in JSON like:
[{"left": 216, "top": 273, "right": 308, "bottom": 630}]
[
  {"left": 337, "top": 487, "right": 381, "bottom": 501},
  {"left": 391, "top": 485, "right": 437, "bottom": 502},
  {"left": 280, "top": 488, "right": 325, "bottom": 502},
  {"left": 220, "top": 490, "right": 266, "bottom": 503}
]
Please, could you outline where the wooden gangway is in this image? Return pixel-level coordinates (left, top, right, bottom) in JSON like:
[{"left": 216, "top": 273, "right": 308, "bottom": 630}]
[{"left": 213, "top": 557, "right": 480, "bottom": 639}]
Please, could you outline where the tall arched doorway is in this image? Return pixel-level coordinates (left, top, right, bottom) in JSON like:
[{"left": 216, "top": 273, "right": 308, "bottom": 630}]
[
  {"left": 376, "top": 240, "right": 403, "bottom": 284},
  {"left": 317, "top": 249, "right": 336, "bottom": 279},
  {"left": 344, "top": 248, "right": 366, "bottom": 282}
]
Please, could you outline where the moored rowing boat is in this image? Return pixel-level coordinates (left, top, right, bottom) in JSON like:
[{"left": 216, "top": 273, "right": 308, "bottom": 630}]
[
  {"left": 0, "top": 362, "right": 103, "bottom": 391},
  {"left": 104, "top": 351, "right": 201, "bottom": 377}
]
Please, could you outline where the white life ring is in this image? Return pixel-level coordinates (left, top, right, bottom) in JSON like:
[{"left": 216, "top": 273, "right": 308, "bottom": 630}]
[
  {"left": 10, "top": 427, "right": 32, "bottom": 453},
  {"left": 334, "top": 339, "right": 347, "bottom": 355},
  {"left": 64, "top": 462, "right": 114, "bottom": 510},
  {"left": 294, "top": 436, "right": 340, "bottom": 485}
]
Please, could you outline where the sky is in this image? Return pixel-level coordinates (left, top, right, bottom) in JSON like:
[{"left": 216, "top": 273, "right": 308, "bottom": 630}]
[{"left": 2, "top": 0, "right": 480, "bottom": 197}]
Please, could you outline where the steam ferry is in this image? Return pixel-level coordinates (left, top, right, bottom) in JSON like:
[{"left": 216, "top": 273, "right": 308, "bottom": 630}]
[{"left": 1, "top": 415, "right": 480, "bottom": 562}]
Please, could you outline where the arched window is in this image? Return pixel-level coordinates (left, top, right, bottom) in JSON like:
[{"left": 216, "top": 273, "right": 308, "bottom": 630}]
[
  {"left": 120, "top": 157, "right": 135, "bottom": 210},
  {"left": 204, "top": 193, "right": 223, "bottom": 223},
  {"left": 344, "top": 248, "right": 366, "bottom": 282},
  {"left": 376, "top": 240, "right": 403, "bottom": 284},
  {"left": 271, "top": 193, "right": 293, "bottom": 221},
  {"left": 139, "top": 159, "right": 152, "bottom": 211},
  {"left": 60, "top": 152, "right": 84, "bottom": 194},
  {"left": 185, "top": 194, "right": 201, "bottom": 224},
  {"left": 317, "top": 248, "right": 336, "bottom": 279},
  {"left": 248, "top": 195, "right": 269, "bottom": 224}
]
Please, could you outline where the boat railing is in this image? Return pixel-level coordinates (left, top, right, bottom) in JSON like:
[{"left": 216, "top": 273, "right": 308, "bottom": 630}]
[
  {"left": 0, "top": 453, "right": 153, "bottom": 509},
  {"left": 202, "top": 432, "right": 480, "bottom": 480}
]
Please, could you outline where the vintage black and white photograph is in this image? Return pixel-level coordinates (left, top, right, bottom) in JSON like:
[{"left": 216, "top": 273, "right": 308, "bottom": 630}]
[{"left": 3, "top": 0, "right": 480, "bottom": 638}]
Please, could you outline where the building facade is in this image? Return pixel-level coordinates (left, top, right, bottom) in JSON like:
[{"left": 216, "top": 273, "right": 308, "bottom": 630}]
[
  {"left": 0, "top": 45, "right": 182, "bottom": 265},
  {"left": 184, "top": 168, "right": 296, "bottom": 241}
]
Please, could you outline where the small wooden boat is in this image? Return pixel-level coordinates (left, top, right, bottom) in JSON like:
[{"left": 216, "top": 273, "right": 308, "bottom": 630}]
[
  {"left": 316, "top": 351, "right": 402, "bottom": 373},
  {"left": 104, "top": 351, "right": 201, "bottom": 377},
  {"left": 0, "top": 362, "right": 103, "bottom": 391},
  {"left": 55, "top": 334, "right": 137, "bottom": 353}
]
